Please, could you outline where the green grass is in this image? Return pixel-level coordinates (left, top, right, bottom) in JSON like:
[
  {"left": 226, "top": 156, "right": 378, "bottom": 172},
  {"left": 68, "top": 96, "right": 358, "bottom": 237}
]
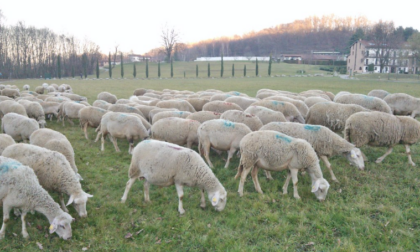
[{"left": 1, "top": 63, "right": 420, "bottom": 251}]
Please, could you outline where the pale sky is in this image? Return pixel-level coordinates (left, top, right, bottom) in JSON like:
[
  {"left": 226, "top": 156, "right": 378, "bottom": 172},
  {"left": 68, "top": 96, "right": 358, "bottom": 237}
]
[{"left": 1, "top": 0, "right": 419, "bottom": 54}]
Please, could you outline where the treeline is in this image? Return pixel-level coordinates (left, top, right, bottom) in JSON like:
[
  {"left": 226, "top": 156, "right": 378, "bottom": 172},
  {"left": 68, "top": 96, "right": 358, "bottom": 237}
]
[{"left": 0, "top": 13, "right": 101, "bottom": 79}]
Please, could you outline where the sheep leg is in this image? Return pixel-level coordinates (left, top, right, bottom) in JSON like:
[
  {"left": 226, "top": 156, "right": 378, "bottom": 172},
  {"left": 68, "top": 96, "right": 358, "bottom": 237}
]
[
  {"left": 110, "top": 136, "right": 121, "bottom": 152},
  {"left": 21, "top": 212, "right": 29, "bottom": 238},
  {"left": 200, "top": 189, "right": 206, "bottom": 209},
  {"left": 320, "top": 156, "right": 339, "bottom": 183},
  {"left": 405, "top": 145, "right": 416, "bottom": 166},
  {"left": 282, "top": 170, "right": 291, "bottom": 195},
  {"left": 290, "top": 169, "right": 301, "bottom": 199},
  {"left": 251, "top": 166, "right": 263, "bottom": 194},
  {"left": 234, "top": 164, "right": 243, "bottom": 179},
  {"left": 175, "top": 184, "right": 185, "bottom": 214},
  {"left": 238, "top": 165, "right": 253, "bottom": 197},
  {"left": 101, "top": 133, "right": 105, "bottom": 151},
  {"left": 121, "top": 177, "right": 137, "bottom": 203},
  {"left": 128, "top": 139, "right": 134, "bottom": 155},
  {"left": 143, "top": 181, "right": 150, "bottom": 202},
  {"left": 67, "top": 117, "right": 74, "bottom": 126},
  {"left": 265, "top": 170, "right": 274, "bottom": 180},
  {"left": 59, "top": 193, "right": 69, "bottom": 212},
  {"left": 375, "top": 147, "right": 393, "bottom": 163},
  {"left": 62, "top": 116, "right": 66, "bottom": 126},
  {"left": 203, "top": 142, "right": 214, "bottom": 168},
  {"left": 0, "top": 204, "right": 11, "bottom": 239},
  {"left": 94, "top": 131, "right": 101, "bottom": 143},
  {"left": 224, "top": 147, "right": 237, "bottom": 169},
  {"left": 83, "top": 123, "right": 89, "bottom": 140}
]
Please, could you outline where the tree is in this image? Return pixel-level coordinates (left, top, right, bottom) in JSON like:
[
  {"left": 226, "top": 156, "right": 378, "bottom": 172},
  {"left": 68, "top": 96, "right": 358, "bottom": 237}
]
[
  {"left": 348, "top": 28, "right": 365, "bottom": 51},
  {"left": 208, "top": 63, "right": 210, "bottom": 78},
  {"left": 232, "top": 64, "right": 235, "bottom": 77},
  {"left": 57, "top": 55, "right": 61, "bottom": 79},
  {"left": 120, "top": 53, "right": 124, "bottom": 78},
  {"left": 408, "top": 33, "right": 420, "bottom": 74},
  {"left": 96, "top": 59, "right": 99, "bottom": 79},
  {"left": 171, "top": 59, "right": 173, "bottom": 78},
  {"left": 108, "top": 53, "right": 112, "bottom": 78},
  {"left": 268, "top": 54, "right": 272, "bottom": 76},
  {"left": 196, "top": 64, "right": 198, "bottom": 78},
  {"left": 83, "top": 53, "right": 87, "bottom": 78},
  {"left": 133, "top": 62, "right": 137, "bottom": 78},
  {"left": 255, "top": 58, "right": 259, "bottom": 76},
  {"left": 146, "top": 58, "right": 149, "bottom": 78},
  {"left": 158, "top": 62, "right": 161, "bottom": 78},
  {"left": 244, "top": 65, "right": 246, "bottom": 77},
  {"left": 368, "top": 63, "right": 374, "bottom": 73},
  {"left": 220, "top": 53, "right": 224, "bottom": 77},
  {"left": 161, "top": 25, "right": 179, "bottom": 63},
  {"left": 71, "top": 65, "right": 75, "bottom": 78}
]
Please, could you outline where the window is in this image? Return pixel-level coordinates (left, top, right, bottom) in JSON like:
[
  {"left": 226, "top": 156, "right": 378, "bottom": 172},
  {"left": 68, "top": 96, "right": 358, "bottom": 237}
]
[
  {"left": 374, "top": 67, "right": 377, "bottom": 70},
  {"left": 365, "top": 67, "right": 368, "bottom": 70},
  {"left": 359, "top": 67, "right": 362, "bottom": 70},
  {"left": 366, "top": 59, "right": 369, "bottom": 65},
  {"left": 366, "top": 50, "right": 369, "bottom": 57}
]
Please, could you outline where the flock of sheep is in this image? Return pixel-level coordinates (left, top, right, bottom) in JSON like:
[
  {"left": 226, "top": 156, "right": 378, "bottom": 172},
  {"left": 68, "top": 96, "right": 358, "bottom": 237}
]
[{"left": 1, "top": 82, "right": 420, "bottom": 242}]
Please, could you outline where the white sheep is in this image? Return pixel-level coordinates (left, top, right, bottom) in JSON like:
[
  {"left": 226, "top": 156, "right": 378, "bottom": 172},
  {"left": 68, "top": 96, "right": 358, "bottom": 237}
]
[
  {"left": 335, "top": 94, "right": 392, "bottom": 113},
  {"left": 0, "top": 156, "right": 74, "bottom": 240},
  {"left": 0, "top": 134, "right": 15, "bottom": 155},
  {"left": 34, "top": 86, "right": 44, "bottom": 94},
  {"left": 0, "top": 100, "right": 28, "bottom": 118},
  {"left": 244, "top": 105, "right": 287, "bottom": 125},
  {"left": 186, "top": 111, "right": 222, "bottom": 124},
  {"left": 220, "top": 110, "right": 263, "bottom": 131},
  {"left": 151, "top": 117, "right": 200, "bottom": 149},
  {"left": 304, "top": 96, "right": 330, "bottom": 108},
  {"left": 40, "top": 101, "right": 61, "bottom": 121},
  {"left": 17, "top": 100, "right": 46, "bottom": 128},
  {"left": 263, "top": 95, "right": 309, "bottom": 118},
  {"left": 383, "top": 93, "right": 420, "bottom": 118},
  {"left": 224, "top": 96, "right": 259, "bottom": 110},
  {"left": 202, "top": 100, "right": 243, "bottom": 113},
  {"left": 152, "top": 110, "right": 192, "bottom": 124},
  {"left": 345, "top": 111, "right": 420, "bottom": 166},
  {"left": 1, "top": 113, "right": 39, "bottom": 142},
  {"left": 156, "top": 99, "right": 196, "bottom": 113},
  {"left": 78, "top": 106, "right": 109, "bottom": 140},
  {"left": 260, "top": 122, "right": 365, "bottom": 182},
  {"left": 97, "top": 91, "right": 117, "bottom": 104},
  {"left": 148, "top": 108, "right": 179, "bottom": 122},
  {"left": 251, "top": 100, "right": 305, "bottom": 123},
  {"left": 1, "top": 88, "right": 20, "bottom": 98},
  {"left": 367, "top": 89, "right": 390, "bottom": 99},
  {"left": 92, "top": 99, "right": 112, "bottom": 110},
  {"left": 185, "top": 98, "right": 210, "bottom": 111},
  {"left": 2, "top": 144, "right": 93, "bottom": 217},
  {"left": 121, "top": 140, "right": 227, "bottom": 214},
  {"left": 198, "top": 119, "right": 252, "bottom": 168},
  {"left": 108, "top": 104, "right": 145, "bottom": 119},
  {"left": 23, "top": 84, "right": 30, "bottom": 91},
  {"left": 58, "top": 101, "right": 86, "bottom": 126},
  {"left": 235, "top": 130, "right": 330, "bottom": 201}
]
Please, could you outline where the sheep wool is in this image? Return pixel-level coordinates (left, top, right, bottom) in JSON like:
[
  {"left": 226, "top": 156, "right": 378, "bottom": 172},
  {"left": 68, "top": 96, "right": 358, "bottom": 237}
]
[
  {"left": 383, "top": 93, "right": 420, "bottom": 118},
  {"left": 335, "top": 94, "right": 392, "bottom": 114},
  {"left": 1, "top": 112, "right": 39, "bottom": 142},
  {"left": 151, "top": 117, "right": 201, "bottom": 149},
  {"left": 0, "top": 134, "right": 15, "bottom": 155},
  {"left": 186, "top": 111, "right": 222, "bottom": 124},
  {"left": 220, "top": 110, "right": 263, "bottom": 131}
]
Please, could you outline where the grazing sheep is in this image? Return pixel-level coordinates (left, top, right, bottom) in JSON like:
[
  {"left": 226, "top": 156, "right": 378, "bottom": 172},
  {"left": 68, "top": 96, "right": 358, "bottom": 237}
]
[
  {"left": 335, "top": 94, "right": 392, "bottom": 113},
  {"left": 202, "top": 100, "right": 243, "bottom": 113},
  {"left": 0, "top": 95, "right": 13, "bottom": 102},
  {"left": 95, "top": 112, "right": 149, "bottom": 154},
  {"left": 333, "top": 91, "right": 352, "bottom": 101},
  {"left": 40, "top": 101, "right": 61, "bottom": 121},
  {"left": 34, "top": 86, "right": 44, "bottom": 94},
  {"left": 367, "top": 89, "right": 390, "bottom": 99},
  {"left": 185, "top": 98, "right": 210, "bottom": 111},
  {"left": 152, "top": 110, "right": 192, "bottom": 124},
  {"left": 121, "top": 140, "right": 227, "bottom": 214},
  {"left": 17, "top": 100, "right": 46, "bottom": 128},
  {"left": 306, "top": 102, "right": 369, "bottom": 132},
  {"left": 58, "top": 101, "right": 86, "bottom": 126},
  {"left": 151, "top": 117, "right": 200, "bottom": 149},
  {"left": 251, "top": 100, "right": 305, "bottom": 123},
  {"left": 42, "top": 83, "right": 49, "bottom": 89},
  {"left": 244, "top": 106, "right": 287, "bottom": 125},
  {"left": 0, "top": 100, "right": 28, "bottom": 118},
  {"left": 304, "top": 96, "right": 330, "bottom": 108},
  {"left": 78, "top": 106, "right": 109, "bottom": 140},
  {"left": 0, "top": 157, "right": 74, "bottom": 240},
  {"left": 133, "top": 88, "right": 147, "bottom": 96},
  {"left": 235, "top": 130, "right": 330, "bottom": 201},
  {"left": 210, "top": 93, "right": 233, "bottom": 101},
  {"left": 224, "top": 96, "right": 259, "bottom": 110},
  {"left": 260, "top": 122, "right": 365, "bottom": 182},
  {"left": 198, "top": 119, "right": 252, "bottom": 168},
  {"left": 1, "top": 88, "right": 20, "bottom": 98},
  {"left": 148, "top": 108, "right": 179, "bottom": 122},
  {"left": 2, "top": 144, "right": 93, "bottom": 217},
  {"left": 345, "top": 111, "right": 420, "bottom": 166},
  {"left": 47, "top": 86, "right": 56, "bottom": 93},
  {"left": 0, "top": 84, "right": 5, "bottom": 90},
  {"left": 45, "top": 96, "right": 71, "bottom": 103},
  {"left": 93, "top": 99, "right": 112, "bottom": 110},
  {"left": 1, "top": 113, "right": 39, "bottom": 142},
  {"left": 263, "top": 96, "right": 309, "bottom": 118},
  {"left": 156, "top": 100, "right": 196, "bottom": 113},
  {"left": 220, "top": 110, "right": 263, "bottom": 131},
  {"left": 383, "top": 93, "right": 420, "bottom": 118},
  {"left": 300, "top": 90, "right": 333, "bottom": 101},
  {"left": 23, "top": 84, "right": 30, "bottom": 91},
  {"left": 133, "top": 105, "right": 158, "bottom": 119},
  {"left": 97, "top": 91, "right": 117, "bottom": 104},
  {"left": 108, "top": 104, "right": 145, "bottom": 118},
  {"left": 0, "top": 134, "right": 15, "bottom": 155},
  {"left": 60, "top": 93, "right": 87, "bottom": 102},
  {"left": 186, "top": 111, "right": 222, "bottom": 124}
]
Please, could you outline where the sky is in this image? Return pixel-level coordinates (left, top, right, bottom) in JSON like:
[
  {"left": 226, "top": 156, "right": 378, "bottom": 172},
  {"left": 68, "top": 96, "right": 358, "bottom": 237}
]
[{"left": 1, "top": 0, "right": 419, "bottom": 54}]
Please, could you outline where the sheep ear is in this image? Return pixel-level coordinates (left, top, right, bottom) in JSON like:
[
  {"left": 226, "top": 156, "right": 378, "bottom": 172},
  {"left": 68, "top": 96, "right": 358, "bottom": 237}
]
[
  {"left": 211, "top": 192, "right": 220, "bottom": 206},
  {"left": 49, "top": 218, "right": 59, "bottom": 234},
  {"left": 350, "top": 149, "right": 356, "bottom": 159},
  {"left": 66, "top": 194, "right": 75, "bottom": 206},
  {"left": 311, "top": 180, "right": 321, "bottom": 193}
]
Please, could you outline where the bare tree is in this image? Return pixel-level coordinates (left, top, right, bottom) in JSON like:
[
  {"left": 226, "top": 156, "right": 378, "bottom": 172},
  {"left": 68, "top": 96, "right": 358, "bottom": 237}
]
[{"left": 161, "top": 25, "right": 179, "bottom": 62}]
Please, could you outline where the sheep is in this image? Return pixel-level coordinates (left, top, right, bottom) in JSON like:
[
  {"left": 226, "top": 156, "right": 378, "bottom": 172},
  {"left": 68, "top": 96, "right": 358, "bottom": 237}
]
[
  {"left": 0, "top": 134, "right": 15, "bottom": 155},
  {"left": 260, "top": 122, "right": 365, "bottom": 182},
  {"left": 335, "top": 94, "right": 392, "bottom": 113},
  {"left": 156, "top": 100, "right": 196, "bottom": 113},
  {"left": 133, "top": 88, "right": 147, "bottom": 96},
  {"left": 2, "top": 144, "right": 93, "bottom": 217},
  {"left": 1, "top": 88, "right": 20, "bottom": 98},
  {"left": 151, "top": 117, "right": 200, "bottom": 149},
  {"left": 202, "top": 100, "right": 243, "bottom": 113},
  {"left": 108, "top": 104, "right": 145, "bottom": 118},
  {"left": 244, "top": 105, "right": 287, "bottom": 125},
  {"left": 0, "top": 95, "right": 13, "bottom": 102},
  {"left": 210, "top": 93, "right": 234, "bottom": 101},
  {"left": 58, "top": 101, "right": 86, "bottom": 126},
  {"left": 367, "top": 89, "right": 390, "bottom": 99},
  {"left": 0, "top": 84, "right": 5, "bottom": 90},
  {"left": 345, "top": 111, "right": 420, "bottom": 166},
  {"left": 220, "top": 110, "right": 263, "bottom": 131},
  {"left": 30, "top": 128, "right": 81, "bottom": 180},
  {"left": 42, "top": 83, "right": 49, "bottom": 89},
  {"left": 263, "top": 96, "right": 309, "bottom": 118},
  {"left": 333, "top": 91, "right": 352, "bottom": 101},
  {"left": 186, "top": 111, "right": 222, "bottom": 124},
  {"left": 45, "top": 96, "right": 71, "bottom": 103},
  {"left": 40, "top": 101, "right": 61, "bottom": 121},
  {"left": 251, "top": 100, "right": 305, "bottom": 123},
  {"left": 185, "top": 98, "right": 209, "bottom": 111},
  {"left": 304, "top": 96, "right": 330, "bottom": 108},
  {"left": 34, "top": 86, "right": 44, "bottom": 94},
  {"left": 78, "top": 106, "right": 109, "bottom": 140},
  {"left": 0, "top": 156, "right": 74, "bottom": 240},
  {"left": 224, "top": 96, "right": 259, "bottom": 110},
  {"left": 300, "top": 90, "right": 333, "bottom": 101},
  {"left": 97, "top": 91, "right": 117, "bottom": 104},
  {"left": 148, "top": 108, "right": 179, "bottom": 122},
  {"left": 235, "top": 130, "right": 330, "bottom": 201},
  {"left": 0, "top": 100, "right": 28, "bottom": 118},
  {"left": 60, "top": 93, "right": 87, "bottom": 102},
  {"left": 17, "top": 100, "right": 46, "bottom": 128},
  {"left": 50, "top": 83, "right": 59, "bottom": 89},
  {"left": 23, "top": 84, "right": 30, "bottom": 91},
  {"left": 93, "top": 99, "right": 112, "bottom": 110},
  {"left": 1, "top": 113, "right": 39, "bottom": 142},
  {"left": 383, "top": 93, "right": 420, "bottom": 118},
  {"left": 306, "top": 102, "right": 370, "bottom": 132},
  {"left": 94, "top": 112, "right": 149, "bottom": 154},
  {"left": 120, "top": 140, "right": 227, "bottom": 214},
  {"left": 198, "top": 119, "right": 252, "bottom": 168},
  {"left": 152, "top": 110, "right": 192, "bottom": 124}
]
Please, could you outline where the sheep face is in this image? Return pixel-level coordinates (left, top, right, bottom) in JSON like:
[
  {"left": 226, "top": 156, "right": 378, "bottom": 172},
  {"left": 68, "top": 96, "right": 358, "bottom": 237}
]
[
  {"left": 210, "top": 190, "right": 227, "bottom": 212},
  {"left": 66, "top": 192, "right": 93, "bottom": 218},
  {"left": 311, "top": 178, "right": 330, "bottom": 201},
  {"left": 346, "top": 148, "right": 365, "bottom": 170},
  {"left": 38, "top": 119, "right": 46, "bottom": 128},
  {"left": 50, "top": 212, "right": 74, "bottom": 240}
]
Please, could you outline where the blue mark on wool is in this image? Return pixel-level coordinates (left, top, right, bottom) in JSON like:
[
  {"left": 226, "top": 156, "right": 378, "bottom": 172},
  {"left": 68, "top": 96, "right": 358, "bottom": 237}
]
[
  {"left": 271, "top": 101, "right": 284, "bottom": 106},
  {"left": 275, "top": 134, "right": 292, "bottom": 143},
  {"left": 223, "top": 120, "right": 235, "bottom": 128},
  {"left": 142, "top": 140, "right": 151, "bottom": 144},
  {"left": 304, "top": 125, "right": 321, "bottom": 131},
  {"left": 363, "top": 95, "right": 374, "bottom": 101},
  {"left": 128, "top": 107, "right": 135, "bottom": 111},
  {"left": 74, "top": 101, "right": 80, "bottom": 103},
  {"left": 0, "top": 161, "right": 22, "bottom": 175},
  {"left": 232, "top": 91, "right": 240, "bottom": 96},
  {"left": 119, "top": 113, "right": 127, "bottom": 118},
  {"left": 176, "top": 111, "right": 184, "bottom": 115}
]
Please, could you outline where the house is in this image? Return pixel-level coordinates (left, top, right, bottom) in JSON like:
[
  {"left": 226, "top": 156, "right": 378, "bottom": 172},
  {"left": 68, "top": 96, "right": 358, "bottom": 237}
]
[
  {"left": 347, "top": 40, "right": 418, "bottom": 74},
  {"left": 128, "top": 54, "right": 151, "bottom": 62}
]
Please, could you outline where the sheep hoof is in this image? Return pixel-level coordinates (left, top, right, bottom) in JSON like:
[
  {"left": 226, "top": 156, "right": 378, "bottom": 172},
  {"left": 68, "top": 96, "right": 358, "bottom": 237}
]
[
  {"left": 375, "top": 159, "right": 383, "bottom": 164},
  {"left": 22, "top": 232, "right": 29, "bottom": 239},
  {"left": 238, "top": 191, "right": 244, "bottom": 197},
  {"left": 294, "top": 196, "right": 301, "bottom": 200},
  {"left": 200, "top": 204, "right": 206, "bottom": 209},
  {"left": 333, "top": 179, "right": 340, "bottom": 183},
  {"left": 410, "top": 162, "right": 416, "bottom": 167},
  {"left": 121, "top": 199, "right": 126, "bottom": 203},
  {"left": 179, "top": 209, "right": 186, "bottom": 215}
]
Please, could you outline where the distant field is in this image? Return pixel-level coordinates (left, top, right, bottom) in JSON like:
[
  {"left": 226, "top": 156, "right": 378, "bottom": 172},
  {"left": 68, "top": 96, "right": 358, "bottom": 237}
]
[{"left": 1, "top": 63, "right": 420, "bottom": 251}]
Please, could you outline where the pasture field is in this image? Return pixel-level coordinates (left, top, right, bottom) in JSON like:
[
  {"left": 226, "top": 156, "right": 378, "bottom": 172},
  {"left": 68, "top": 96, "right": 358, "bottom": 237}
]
[{"left": 1, "top": 66, "right": 420, "bottom": 251}]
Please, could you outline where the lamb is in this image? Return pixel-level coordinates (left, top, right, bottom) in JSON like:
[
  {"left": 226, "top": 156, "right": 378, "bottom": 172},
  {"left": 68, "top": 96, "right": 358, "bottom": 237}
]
[
  {"left": 224, "top": 96, "right": 259, "bottom": 110},
  {"left": 202, "top": 100, "right": 243, "bottom": 113},
  {"left": 17, "top": 100, "right": 46, "bottom": 128},
  {"left": 0, "top": 100, "right": 28, "bottom": 118},
  {"left": 0, "top": 157, "right": 74, "bottom": 240},
  {"left": 30, "top": 128, "right": 82, "bottom": 180},
  {"left": 34, "top": 86, "right": 44, "bottom": 94},
  {"left": 186, "top": 111, "right": 222, "bottom": 123},
  {"left": 2, "top": 144, "right": 93, "bottom": 217},
  {"left": 93, "top": 99, "right": 112, "bottom": 110},
  {"left": 304, "top": 96, "right": 330, "bottom": 108},
  {"left": 220, "top": 110, "right": 263, "bottom": 131},
  {"left": 260, "top": 122, "right": 365, "bottom": 182},
  {"left": 151, "top": 117, "right": 200, "bottom": 149},
  {"left": 78, "top": 106, "right": 109, "bottom": 140},
  {"left": 40, "top": 101, "right": 61, "bottom": 121},
  {"left": 263, "top": 96, "right": 309, "bottom": 118},
  {"left": 345, "top": 111, "right": 420, "bottom": 166},
  {"left": 198, "top": 119, "right": 252, "bottom": 168},
  {"left": 383, "top": 93, "right": 420, "bottom": 118},
  {"left": 152, "top": 110, "right": 192, "bottom": 124},
  {"left": 367, "top": 89, "right": 390, "bottom": 99},
  {"left": 58, "top": 101, "right": 86, "bottom": 126},
  {"left": 156, "top": 100, "right": 196, "bottom": 113},
  {"left": 121, "top": 140, "right": 227, "bottom": 214},
  {"left": 97, "top": 91, "right": 117, "bottom": 104},
  {"left": 335, "top": 94, "right": 392, "bottom": 113},
  {"left": 1, "top": 113, "right": 39, "bottom": 142},
  {"left": 1, "top": 88, "right": 20, "bottom": 98},
  {"left": 235, "top": 130, "right": 330, "bottom": 201},
  {"left": 94, "top": 112, "right": 149, "bottom": 154},
  {"left": 244, "top": 106, "right": 287, "bottom": 125},
  {"left": 23, "top": 84, "right": 30, "bottom": 91},
  {"left": 0, "top": 134, "right": 15, "bottom": 155},
  {"left": 251, "top": 100, "right": 305, "bottom": 123},
  {"left": 306, "top": 102, "right": 370, "bottom": 132}
]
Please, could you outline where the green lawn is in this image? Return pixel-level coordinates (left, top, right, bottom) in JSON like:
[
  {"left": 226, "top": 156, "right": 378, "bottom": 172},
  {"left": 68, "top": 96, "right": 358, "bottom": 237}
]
[{"left": 1, "top": 64, "right": 420, "bottom": 251}]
